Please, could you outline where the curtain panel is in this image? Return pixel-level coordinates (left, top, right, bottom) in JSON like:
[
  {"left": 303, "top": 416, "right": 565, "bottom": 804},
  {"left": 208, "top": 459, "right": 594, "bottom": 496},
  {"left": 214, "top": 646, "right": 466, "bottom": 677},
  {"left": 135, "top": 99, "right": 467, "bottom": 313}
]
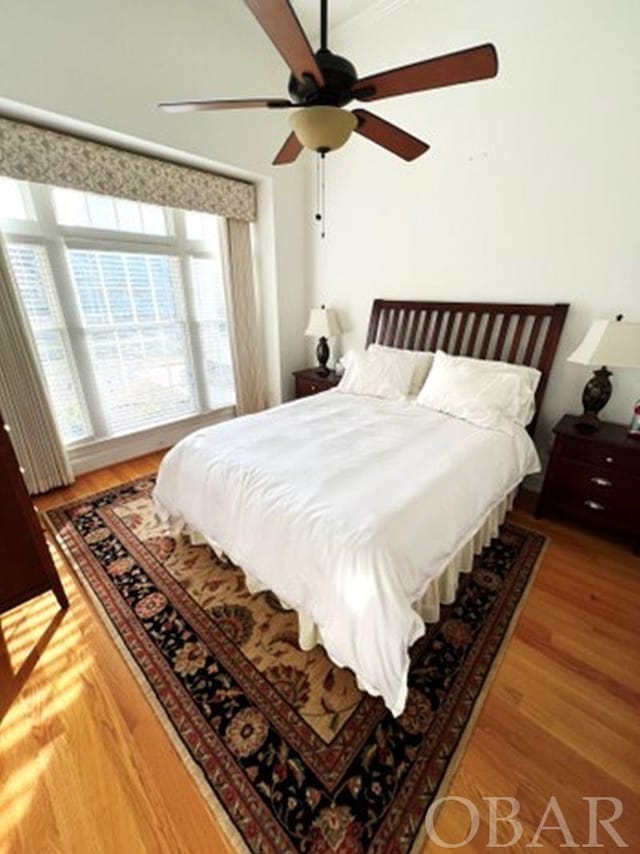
[
  {"left": 0, "top": 236, "right": 74, "bottom": 494},
  {"left": 0, "top": 117, "right": 256, "bottom": 222},
  {"left": 224, "top": 220, "right": 267, "bottom": 415}
]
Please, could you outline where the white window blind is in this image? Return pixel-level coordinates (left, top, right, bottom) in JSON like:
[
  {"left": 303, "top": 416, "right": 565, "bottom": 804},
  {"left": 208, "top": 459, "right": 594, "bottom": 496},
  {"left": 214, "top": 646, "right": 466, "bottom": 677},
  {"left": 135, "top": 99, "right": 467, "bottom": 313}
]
[
  {"left": 1, "top": 179, "right": 236, "bottom": 448},
  {"left": 68, "top": 250, "right": 198, "bottom": 435}
]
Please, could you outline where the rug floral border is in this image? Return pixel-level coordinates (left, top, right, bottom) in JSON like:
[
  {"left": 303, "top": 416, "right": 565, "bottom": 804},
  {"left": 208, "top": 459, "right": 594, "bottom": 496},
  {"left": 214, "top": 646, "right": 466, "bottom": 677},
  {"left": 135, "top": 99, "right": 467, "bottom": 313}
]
[{"left": 45, "top": 477, "right": 546, "bottom": 853}]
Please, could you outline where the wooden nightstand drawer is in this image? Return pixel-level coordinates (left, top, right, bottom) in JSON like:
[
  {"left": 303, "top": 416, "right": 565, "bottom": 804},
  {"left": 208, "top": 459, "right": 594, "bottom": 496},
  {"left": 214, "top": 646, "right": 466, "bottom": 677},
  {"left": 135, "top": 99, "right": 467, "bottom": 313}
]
[
  {"left": 550, "top": 491, "right": 636, "bottom": 532},
  {"left": 293, "top": 369, "right": 340, "bottom": 399},
  {"left": 296, "top": 376, "right": 324, "bottom": 397},
  {"left": 549, "top": 459, "right": 639, "bottom": 528},
  {"left": 557, "top": 434, "right": 640, "bottom": 475}
]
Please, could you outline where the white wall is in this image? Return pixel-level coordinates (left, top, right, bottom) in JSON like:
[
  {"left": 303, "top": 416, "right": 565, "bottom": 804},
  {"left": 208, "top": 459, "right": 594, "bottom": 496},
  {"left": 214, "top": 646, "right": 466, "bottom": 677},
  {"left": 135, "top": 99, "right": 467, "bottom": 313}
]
[
  {"left": 0, "top": 0, "right": 310, "bottom": 402},
  {"left": 2, "top": 0, "right": 639, "bottom": 454},
  {"left": 309, "top": 0, "right": 640, "bottom": 458}
]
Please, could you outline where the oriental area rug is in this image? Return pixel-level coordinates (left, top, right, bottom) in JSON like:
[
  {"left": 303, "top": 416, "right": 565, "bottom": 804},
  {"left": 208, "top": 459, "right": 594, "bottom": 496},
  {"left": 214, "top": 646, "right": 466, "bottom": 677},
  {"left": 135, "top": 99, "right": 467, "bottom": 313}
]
[{"left": 46, "top": 476, "right": 545, "bottom": 853}]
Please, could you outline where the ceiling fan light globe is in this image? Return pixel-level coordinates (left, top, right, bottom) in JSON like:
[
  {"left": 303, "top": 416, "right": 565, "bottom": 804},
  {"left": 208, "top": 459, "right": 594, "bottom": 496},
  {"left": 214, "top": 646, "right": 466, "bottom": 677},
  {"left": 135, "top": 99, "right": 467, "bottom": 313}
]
[{"left": 290, "top": 106, "right": 357, "bottom": 153}]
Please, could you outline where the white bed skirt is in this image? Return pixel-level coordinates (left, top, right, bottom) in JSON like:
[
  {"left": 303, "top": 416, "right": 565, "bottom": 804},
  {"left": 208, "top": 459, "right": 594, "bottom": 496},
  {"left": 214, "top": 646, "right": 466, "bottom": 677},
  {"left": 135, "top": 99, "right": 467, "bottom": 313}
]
[{"left": 185, "top": 488, "right": 517, "bottom": 654}]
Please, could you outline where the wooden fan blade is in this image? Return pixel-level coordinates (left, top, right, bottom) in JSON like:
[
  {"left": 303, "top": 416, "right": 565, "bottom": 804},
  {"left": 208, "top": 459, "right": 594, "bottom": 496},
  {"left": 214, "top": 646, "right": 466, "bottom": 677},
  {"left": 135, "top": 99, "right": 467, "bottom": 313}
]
[
  {"left": 273, "top": 132, "right": 303, "bottom": 165},
  {"left": 352, "top": 110, "right": 429, "bottom": 161},
  {"left": 244, "top": 0, "right": 324, "bottom": 87},
  {"left": 353, "top": 44, "right": 498, "bottom": 101},
  {"left": 158, "top": 98, "right": 293, "bottom": 113}
]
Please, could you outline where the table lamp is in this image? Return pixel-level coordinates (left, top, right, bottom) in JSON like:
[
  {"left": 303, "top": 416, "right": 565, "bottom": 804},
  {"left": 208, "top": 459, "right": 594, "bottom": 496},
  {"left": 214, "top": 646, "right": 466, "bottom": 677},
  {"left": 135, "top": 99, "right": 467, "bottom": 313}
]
[
  {"left": 567, "top": 315, "right": 640, "bottom": 433},
  {"left": 305, "top": 305, "right": 342, "bottom": 377}
]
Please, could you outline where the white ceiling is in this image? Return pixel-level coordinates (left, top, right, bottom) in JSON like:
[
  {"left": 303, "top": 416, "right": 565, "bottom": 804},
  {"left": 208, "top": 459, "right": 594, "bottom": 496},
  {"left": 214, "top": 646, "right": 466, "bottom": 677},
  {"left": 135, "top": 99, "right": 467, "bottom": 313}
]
[{"left": 294, "top": 0, "right": 377, "bottom": 40}]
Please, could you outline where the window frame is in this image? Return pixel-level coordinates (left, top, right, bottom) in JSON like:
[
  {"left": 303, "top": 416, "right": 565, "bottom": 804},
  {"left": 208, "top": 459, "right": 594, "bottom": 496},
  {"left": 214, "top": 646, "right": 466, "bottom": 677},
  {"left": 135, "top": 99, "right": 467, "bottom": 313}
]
[{"left": 1, "top": 180, "right": 236, "bottom": 451}]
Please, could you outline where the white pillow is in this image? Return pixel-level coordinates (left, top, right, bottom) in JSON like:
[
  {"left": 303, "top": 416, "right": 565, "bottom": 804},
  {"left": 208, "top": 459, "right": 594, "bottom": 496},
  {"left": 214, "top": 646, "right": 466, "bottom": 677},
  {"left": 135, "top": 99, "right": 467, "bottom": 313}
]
[
  {"left": 416, "top": 351, "right": 541, "bottom": 431},
  {"left": 367, "top": 344, "right": 434, "bottom": 396},
  {"left": 337, "top": 347, "right": 415, "bottom": 400},
  {"left": 443, "top": 353, "right": 541, "bottom": 425}
]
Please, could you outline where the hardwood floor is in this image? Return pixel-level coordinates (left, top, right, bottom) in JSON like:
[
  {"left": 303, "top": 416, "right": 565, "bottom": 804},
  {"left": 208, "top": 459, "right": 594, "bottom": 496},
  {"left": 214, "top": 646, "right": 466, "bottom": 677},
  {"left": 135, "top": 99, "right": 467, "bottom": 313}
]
[{"left": 1, "top": 452, "right": 638, "bottom": 852}]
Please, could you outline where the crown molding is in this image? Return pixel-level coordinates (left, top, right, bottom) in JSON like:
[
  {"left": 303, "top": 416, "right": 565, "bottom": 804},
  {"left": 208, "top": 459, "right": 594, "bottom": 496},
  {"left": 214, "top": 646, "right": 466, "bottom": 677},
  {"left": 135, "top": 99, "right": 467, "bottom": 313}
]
[{"left": 0, "top": 97, "right": 264, "bottom": 186}]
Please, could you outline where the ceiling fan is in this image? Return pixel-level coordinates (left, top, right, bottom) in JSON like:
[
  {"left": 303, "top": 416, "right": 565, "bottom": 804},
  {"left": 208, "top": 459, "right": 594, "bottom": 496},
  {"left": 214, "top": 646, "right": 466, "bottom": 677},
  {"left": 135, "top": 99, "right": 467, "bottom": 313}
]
[{"left": 159, "top": 0, "right": 498, "bottom": 165}]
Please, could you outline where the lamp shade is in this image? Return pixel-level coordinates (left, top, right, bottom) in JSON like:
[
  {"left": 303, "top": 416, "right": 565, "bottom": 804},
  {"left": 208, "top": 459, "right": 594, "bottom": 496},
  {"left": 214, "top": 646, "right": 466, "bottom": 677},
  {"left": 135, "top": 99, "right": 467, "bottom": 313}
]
[
  {"left": 567, "top": 319, "right": 640, "bottom": 368},
  {"left": 305, "top": 307, "right": 342, "bottom": 338},
  {"left": 290, "top": 107, "right": 358, "bottom": 153}
]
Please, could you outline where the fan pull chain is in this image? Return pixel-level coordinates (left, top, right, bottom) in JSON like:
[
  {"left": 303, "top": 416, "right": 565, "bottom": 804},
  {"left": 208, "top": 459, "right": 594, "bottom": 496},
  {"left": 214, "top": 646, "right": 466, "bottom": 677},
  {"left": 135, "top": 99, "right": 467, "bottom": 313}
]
[{"left": 315, "top": 152, "right": 327, "bottom": 239}]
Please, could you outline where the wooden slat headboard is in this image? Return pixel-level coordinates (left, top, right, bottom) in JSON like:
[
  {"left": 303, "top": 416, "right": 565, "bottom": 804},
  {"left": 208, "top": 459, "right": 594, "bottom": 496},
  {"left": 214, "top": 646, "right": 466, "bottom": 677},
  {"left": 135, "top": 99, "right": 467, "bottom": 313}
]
[{"left": 366, "top": 300, "right": 569, "bottom": 434}]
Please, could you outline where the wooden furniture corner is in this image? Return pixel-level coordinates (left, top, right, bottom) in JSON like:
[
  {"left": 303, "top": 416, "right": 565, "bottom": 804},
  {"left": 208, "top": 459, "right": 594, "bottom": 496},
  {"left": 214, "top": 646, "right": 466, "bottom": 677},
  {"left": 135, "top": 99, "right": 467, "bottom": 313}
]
[
  {"left": 293, "top": 368, "right": 340, "bottom": 399},
  {"left": 0, "top": 417, "right": 68, "bottom": 615}
]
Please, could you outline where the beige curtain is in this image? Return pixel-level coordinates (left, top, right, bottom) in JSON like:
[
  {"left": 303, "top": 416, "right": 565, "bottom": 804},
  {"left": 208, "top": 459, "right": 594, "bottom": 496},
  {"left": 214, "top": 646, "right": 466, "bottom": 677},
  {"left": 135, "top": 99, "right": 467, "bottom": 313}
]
[
  {"left": 0, "top": 238, "right": 74, "bottom": 494},
  {"left": 224, "top": 220, "right": 267, "bottom": 415}
]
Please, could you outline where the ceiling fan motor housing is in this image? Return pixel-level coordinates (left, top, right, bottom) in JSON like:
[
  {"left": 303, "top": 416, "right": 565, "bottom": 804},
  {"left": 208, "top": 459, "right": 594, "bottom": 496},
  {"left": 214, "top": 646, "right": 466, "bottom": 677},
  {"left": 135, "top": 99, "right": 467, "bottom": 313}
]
[{"left": 288, "top": 49, "right": 358, "bottom": 107}]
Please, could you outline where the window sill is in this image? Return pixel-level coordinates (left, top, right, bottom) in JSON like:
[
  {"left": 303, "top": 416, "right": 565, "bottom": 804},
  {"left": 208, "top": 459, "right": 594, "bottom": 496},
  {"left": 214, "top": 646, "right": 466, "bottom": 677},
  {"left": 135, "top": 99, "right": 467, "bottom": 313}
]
[{"left": 68, "top": 406, "right": 235, "bottom": 475}]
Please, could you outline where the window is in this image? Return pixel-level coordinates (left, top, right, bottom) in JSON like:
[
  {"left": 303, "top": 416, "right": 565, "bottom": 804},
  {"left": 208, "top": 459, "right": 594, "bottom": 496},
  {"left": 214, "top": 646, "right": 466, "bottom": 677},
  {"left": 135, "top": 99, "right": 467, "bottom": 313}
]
[
  {"left": 67, "top": 250, "right": 196, "bottom": 435},
  {"left": 0, "top": 176, "right": 33, "bottom": 221},
  {"left": 191, "top": 257, "right": 236, "bottom": 409},
  {"left": 7, "top": 243, "right": 89, "bottom": 442},
  {"left": 185, "top": 210, "right": 218, "bottom": 242},
  {"left": 53, "top": 188, "right": 168, "bottom": 235},
  {"left": 0, "top": 179, "right": 236, "bottom": 446}
]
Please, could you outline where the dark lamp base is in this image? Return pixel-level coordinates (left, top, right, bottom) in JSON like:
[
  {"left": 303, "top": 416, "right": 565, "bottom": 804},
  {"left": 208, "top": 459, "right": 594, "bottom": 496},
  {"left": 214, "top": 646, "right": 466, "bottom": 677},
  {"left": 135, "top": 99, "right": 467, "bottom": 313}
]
[
  {"left": 316, "top": 336, "right": 330, "bottom": 376},
  {"left": 575, "top": 366, "right": 612, "bottom": 434},
  {"left": 574, "top": 412, "right": 601, "bottom": 434}
]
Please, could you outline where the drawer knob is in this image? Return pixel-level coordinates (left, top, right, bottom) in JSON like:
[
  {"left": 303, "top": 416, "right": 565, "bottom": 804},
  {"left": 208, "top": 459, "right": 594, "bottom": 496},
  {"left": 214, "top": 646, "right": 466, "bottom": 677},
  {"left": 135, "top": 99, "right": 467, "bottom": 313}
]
[
  {"left": 604, "top": 456, "right": 614, "bottom": 464},
  {"left": 310, "top": 384, "right": 317, "bottom": 391},
  {"left": 584, "top": 499, "right": 604, "bottom": 511},
  {"left": 589, "top": 476, "right": 612, "bottom": 487}
]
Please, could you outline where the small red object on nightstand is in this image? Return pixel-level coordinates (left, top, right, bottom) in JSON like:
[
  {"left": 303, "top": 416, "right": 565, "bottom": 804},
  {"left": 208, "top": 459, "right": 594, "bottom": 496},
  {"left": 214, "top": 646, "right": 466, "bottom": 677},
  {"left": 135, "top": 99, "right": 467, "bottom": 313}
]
[{"left": 629, "top": 400, "right": 640, "bottom": 440}]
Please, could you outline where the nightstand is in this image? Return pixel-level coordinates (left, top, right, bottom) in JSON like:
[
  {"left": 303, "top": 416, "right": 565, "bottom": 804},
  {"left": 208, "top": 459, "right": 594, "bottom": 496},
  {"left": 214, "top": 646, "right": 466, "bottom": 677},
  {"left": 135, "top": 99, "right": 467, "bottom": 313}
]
[
  {"left": 537, "top": 415, "right": 640, "bottom": 553},
  {"left": 293, "top": 368, "right": 340, "bottom": 399}
]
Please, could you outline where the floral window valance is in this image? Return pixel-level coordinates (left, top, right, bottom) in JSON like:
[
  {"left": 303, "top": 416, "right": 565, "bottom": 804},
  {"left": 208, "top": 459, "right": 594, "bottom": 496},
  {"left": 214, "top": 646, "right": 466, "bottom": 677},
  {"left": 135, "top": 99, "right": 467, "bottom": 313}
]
[{"left": 0, "top": 117, "right": 256, "bottom": 222}]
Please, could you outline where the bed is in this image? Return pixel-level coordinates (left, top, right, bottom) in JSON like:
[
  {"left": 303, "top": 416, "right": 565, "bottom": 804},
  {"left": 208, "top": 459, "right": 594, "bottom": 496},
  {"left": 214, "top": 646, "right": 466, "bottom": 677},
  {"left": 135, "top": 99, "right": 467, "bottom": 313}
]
[{"left": 153, "top": 299, "right": 568, "bottom": 716}]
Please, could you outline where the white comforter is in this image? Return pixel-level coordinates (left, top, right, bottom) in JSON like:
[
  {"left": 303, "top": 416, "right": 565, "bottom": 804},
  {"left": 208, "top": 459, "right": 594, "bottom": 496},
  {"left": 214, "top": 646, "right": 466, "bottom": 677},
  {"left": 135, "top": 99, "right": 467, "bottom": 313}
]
[{"left": 153, "top": 391, "right": 539, "bottom": 716}]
